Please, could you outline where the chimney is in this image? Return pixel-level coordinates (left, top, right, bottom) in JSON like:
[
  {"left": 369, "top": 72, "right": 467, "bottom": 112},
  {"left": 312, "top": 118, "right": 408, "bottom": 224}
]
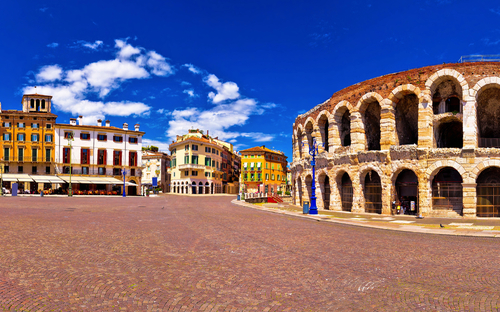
[
  {"left": 78, "top": 115, "right": 83, "bottom": 125},
  {"left": 207, "top": 130, "right": 209, "bottom": 136},
  {"left": 97, "top": 119, "right": 102, "bottom": 127},
  {"left": 105, "top": 120, "right": 110, "bottom": 127},
  {"left": 123, "top": 123, "right": 128, "bottom": 130},
  {"left": 70, "top": 118, "right": 77, "bottom": 126},
  {"left": 134, "top": 124, "right": 140, "bottom": 131}
]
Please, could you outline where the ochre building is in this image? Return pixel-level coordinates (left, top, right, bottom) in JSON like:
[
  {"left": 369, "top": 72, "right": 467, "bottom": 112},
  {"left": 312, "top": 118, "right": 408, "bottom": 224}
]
[{"left": 292, "top": 62, "right": 500, "bottom": 218}]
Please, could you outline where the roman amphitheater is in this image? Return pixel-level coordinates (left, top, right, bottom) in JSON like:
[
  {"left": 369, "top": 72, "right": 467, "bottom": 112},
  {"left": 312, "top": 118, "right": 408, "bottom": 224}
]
[{"left": 291, "top": 62, "right": 500, "bottom": 218}]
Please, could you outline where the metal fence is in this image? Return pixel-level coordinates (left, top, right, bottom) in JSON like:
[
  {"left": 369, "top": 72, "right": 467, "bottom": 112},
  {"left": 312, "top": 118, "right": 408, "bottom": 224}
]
[{"left": 458, "top": 55, "right": 500, "bottom": 63}]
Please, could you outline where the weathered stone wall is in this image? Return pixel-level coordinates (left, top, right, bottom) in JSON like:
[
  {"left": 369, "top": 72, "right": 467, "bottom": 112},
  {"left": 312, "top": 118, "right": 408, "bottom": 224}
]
[{"left": 291, "top": 63, "right": 500, "bottom": 218}]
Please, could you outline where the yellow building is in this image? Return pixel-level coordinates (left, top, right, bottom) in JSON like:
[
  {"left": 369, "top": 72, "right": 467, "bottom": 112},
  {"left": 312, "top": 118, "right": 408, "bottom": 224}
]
[
  {"left": 169, "top": 129, "right": 233, "bottom": 194},
  {"left": 240, "top": 146, "right": 287, "bottom": 194},
  {"left": 0, "top": 94, "right": 57, "bottom": 193}
]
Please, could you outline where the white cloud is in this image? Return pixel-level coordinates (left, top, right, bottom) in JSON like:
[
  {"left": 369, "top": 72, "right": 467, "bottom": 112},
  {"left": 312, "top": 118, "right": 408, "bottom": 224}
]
[
  {"left": 183, "top": 63, "right": 201, "bottom": 74},
  {"left": 47, "top": 42, "right": 59, "bottom": 48},
  {"left": 142, "top": 139, "right": 171, "bottom": 152},
  {"left": 24, "top": 39, "right": 175, "bottom": 120},
  {"left": 181, "top": 81, "right": 191, "bottom": 86},
  {"left": 204, "top": 74, "right": 240, "bottom": 103},
  {"left": 157, "top": 108, "right": 165, "bottom": 114},
  {"left": 36, "top": 65, "right": 63, "bottom": 82},
  {"left": 183, "top": 89, "right": 198, "bottom": 98},
  {"left": 82, "top": 40, "right": 103, "bottom": 50},
  {"left": 39, "top": 7, "right": 48, "bottom": 12}
]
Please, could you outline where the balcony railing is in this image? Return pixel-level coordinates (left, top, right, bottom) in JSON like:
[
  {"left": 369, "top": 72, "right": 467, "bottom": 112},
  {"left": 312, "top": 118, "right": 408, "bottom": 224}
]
[
  {"left": 5, "top": 157, "right": 55, "bottom": 163},
  {"left": 178, "top": 163, "right": 207, "bottom": 170}
]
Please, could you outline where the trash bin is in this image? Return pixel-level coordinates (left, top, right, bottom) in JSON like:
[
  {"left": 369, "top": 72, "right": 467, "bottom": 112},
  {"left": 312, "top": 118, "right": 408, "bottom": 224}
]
[
  {"left": 40, "top": 191, "right": 44, "bottom": 197},
  {"left": 237, "top": 194, "right": 241, "bottom": 201},
  {"left": 303, "top": 201, "right": 309, "bottom": 214}
]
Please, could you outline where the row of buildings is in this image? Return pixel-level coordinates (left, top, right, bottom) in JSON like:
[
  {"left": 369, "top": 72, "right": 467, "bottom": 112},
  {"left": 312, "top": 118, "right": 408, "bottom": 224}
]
[{"left": 1, "top": 93, "right": 290, "bottom": 196}]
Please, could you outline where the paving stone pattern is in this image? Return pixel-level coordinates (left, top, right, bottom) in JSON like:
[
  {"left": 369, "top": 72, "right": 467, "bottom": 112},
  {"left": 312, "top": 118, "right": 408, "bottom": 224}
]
[{"left": 0, "top": 195, "right": 499, "bottom": 311}]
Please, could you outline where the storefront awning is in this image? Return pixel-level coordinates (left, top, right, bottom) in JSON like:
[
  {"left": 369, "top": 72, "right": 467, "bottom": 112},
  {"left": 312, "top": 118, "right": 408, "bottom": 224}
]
[
  {"left": 30, "top": 175, "right": 65, "bottom": 184},
  {"left": 57, "top": 176, "right": 126, "bottom": 185},
  {"left": 1, "top": 174, "right": 34, "bottom": 182}
]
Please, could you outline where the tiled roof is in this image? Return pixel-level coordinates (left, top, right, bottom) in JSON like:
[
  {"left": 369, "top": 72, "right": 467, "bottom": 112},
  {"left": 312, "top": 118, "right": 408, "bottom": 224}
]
[{"left": 240, "top": 146, "right": 286, "bottom": 157}]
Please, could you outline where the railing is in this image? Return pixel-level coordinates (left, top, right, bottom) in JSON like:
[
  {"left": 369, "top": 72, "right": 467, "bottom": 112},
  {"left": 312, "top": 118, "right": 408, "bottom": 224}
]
[
  {"left": 479, "top": 137, "right": 500, "bottom": 148},
  {"left": 178, "top": 163, "right": 206, "bottom": 170},
  {"left": 6, "top": 157, "right": 55, "bottom": 163},
  {"left": 458, "top": 55, "right": 500, "bottom": 63}
]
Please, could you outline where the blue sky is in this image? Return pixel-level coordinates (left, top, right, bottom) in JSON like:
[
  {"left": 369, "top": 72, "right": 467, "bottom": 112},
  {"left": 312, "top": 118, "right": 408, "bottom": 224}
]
[{"left": 1, "top": 1, "right": 500, "bottom": 160}]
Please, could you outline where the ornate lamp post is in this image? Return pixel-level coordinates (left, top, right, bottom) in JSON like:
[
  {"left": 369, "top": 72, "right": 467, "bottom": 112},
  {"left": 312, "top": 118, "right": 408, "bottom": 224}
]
[
  {"left": 68, "top": 132, "right": 74, "bottom": 197},
  {"left": 122, "top": 168, "right": 127, "bottom": 197},
  {"left": 303, "top": 138, "right": 322, "bottom": 215}
]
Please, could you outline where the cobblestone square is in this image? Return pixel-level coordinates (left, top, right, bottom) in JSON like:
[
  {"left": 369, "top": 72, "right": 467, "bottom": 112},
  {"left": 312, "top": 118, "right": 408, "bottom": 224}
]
[{"left": 0, "top": 195, "right": 499, "bottom": 311}]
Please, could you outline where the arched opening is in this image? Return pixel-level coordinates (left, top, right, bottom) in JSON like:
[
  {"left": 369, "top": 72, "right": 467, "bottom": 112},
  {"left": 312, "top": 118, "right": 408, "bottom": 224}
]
[
  {"left": 339, "top": 172, "right": 353, "bottom": 211},
  {"left": 41, "top": 99, "right": 46, "bottom": 110},
  {"left": 305, "top": 175, "right": 313, "bottom": 206},
  {"left": 395, "top": 94, "right": 418, "bottom": 145},
  {"left": 296, "top": 130, "right": 304, "bottom": 158},
  {"left": 199, "top": 182, "right": 203, "bottom": 194},
  {"left": 36, "top": 99, "right": 40, "bottom": 111},
  {"left": 305, "top": 121, "right": 314, "bottom": 151},
  {"left": 205, "top": 182, "right": 210, "bottom": 194},
  {"left": 211, "top": 183, "right": 214, "bottom": 194},
  {"left": 364, "top": 171, "right": 382, "bottom": 214},
  {"left": 318, "top": 115, "right": 329, "bottom": 152},
  {"left": 319, "top": 174, "right": 330, "bottom": 210},
  {"left": 335, "top": 107, "right": 351, "bottom": 147},
  {"left": 432, "top": 167, "right": 463, "bottom": 215},
  {"left": 477, "top": 87, "right": 500, "bottom": 147},
  {"left": 394, "top": 169, "right": 418, "bottom": 215},
  {"left": 436, "top": 119, "right": 463, "bottom": 148},
  {"left": 128, "top": 180, "right": 137, "bottom": 195},
  {"left": 30, "top": 99, "right": 35, "bottom": 109},
  {"left": 476, "top": 167, "right": 500, "bottom": 217},
  {"left": 192, "top": 181, "right": 197, "bottom": 194},
  {"left": 432, "top": 79, "right": 462, "bottom": 114},
  {"left": 363, "top": 101, "right": 381, "bottom": 151}
]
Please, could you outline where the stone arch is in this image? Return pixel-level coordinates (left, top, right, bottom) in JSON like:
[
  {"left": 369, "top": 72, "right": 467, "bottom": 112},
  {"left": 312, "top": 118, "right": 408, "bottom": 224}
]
[
  {"left": 430, "top": 166, "right": 464, "bottom": 216},
  {"left": 388, "top": 85, "right": 421, "bottom": 146},
  {"left": 391, "top": 166, "right": 420, "bottom": 214},
  {"left": 388, "top": 84, "right": 422, "bottom": 104},
  {"left": 359, "top": 166, "right": 384, "bottom": 214},
  {"left": 356, "top": 93, "right": 383, "bottom": 151},
  {"left": 427, "top": 160, "right": 467, "bottom": 184},
  {"left": 425, "top": 68, "right": 469, "bottom": 101},
  {"left": 470, "top": 159, "right": 500, "bottom": 184},
  {"left": 316, "top": 111, "right": 331, "bottom": 153},
  {"left": 434, "top": 116, "right": 463, "bottom": 148},
  {"left": 355, "top": 92, "right": 384, "bottom": 113},
  {"left": 295, "top": 125, "right": 305, "bottom": 159},
  {"left": 334, "top": 169, "right": 354, "bottom": 212},
  {"left": 332, "top": 100, "right": 353, "bottom": 148},
  {"left": 317, "top": 169, "right": 331, "bottom": 210},
  {"left": 304, "top": 118, "right": 316, "bottom": 150},
  {"left": 476, "top": 165, "right": 500, "bottom": 217},
  {"left": 471, "top": 78, "right": 500, "bottom": 147}
]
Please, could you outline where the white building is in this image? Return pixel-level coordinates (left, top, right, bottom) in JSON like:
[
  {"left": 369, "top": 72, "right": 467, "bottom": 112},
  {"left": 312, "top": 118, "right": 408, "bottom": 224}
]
[{"left": 54, "top": 117, "right": 144, "bottom": 195}]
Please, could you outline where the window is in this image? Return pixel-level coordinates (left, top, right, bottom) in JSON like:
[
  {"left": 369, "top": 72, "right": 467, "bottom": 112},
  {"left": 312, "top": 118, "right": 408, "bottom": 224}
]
[
  {"left": 113, "top": 168, "right": 121, "bottom": 176},
  {"left": 63, "top": 147, "right": 71, "bottom": 164},
  {"left": 171, "top": 158, "right": 176, "bottom": 167},
  {"left": 17, "top": 122, "right": 25, "bottom": 128},
  {"left": 129, "top": 151, "right": 137, "bottom": 167},
  {"left": 81, "top": 148, "right": 90, "bottom": 165},
  {"left": 32, "top": 166, "right": 37, "bottom": 174},
  {"left": 30, "top": 99, "right": 34, "bottom": 108},
  {"left": 45, "top": 134, "right": 52, "bottom": 142},
  {"left": 192, "top": 144, "right": 198, "bottom": 151},
  {"left": 4, "top": 166, "right": 8, "bottom": 173},
  {"left": 3, "top": 133, "right": 11, "bottom": 141},
  {"left": 63, "top": 166, "right": 70, "bottom": 174},
  {"left": 131, "top": 169, "right": 135, "bottom": 176},
  {"left": 31, "top": 134, "right": 39, "bottom": 142},
  {"left": 82, "top": 167, "right": 89, "bottom": 175},
  {"left": 98, "top": 167, "right": 106, "bottom": 175},
  {"left": 251, "top": 173, "right": 255, "bottom": 181},
  {"left": 45, "top": 166, "right": 50, "bottom": 174},
  {"left": 31, "top": 123, "right": 39, "bottom": 128},
  {"left": 98, "top": 150, "right": 107, "bottom": 165},
  {"left": 212, "top": 148, "right": 215, "bottom": 153},
  {"left": 64, "top": 131, "right": 73, "bottom": 139},
  {"left": 211, "top": 160, "right": 215, "bottom": 167},
  {"left": 192, "top": 155, "right": 198, "bottom": 164},
  {"left": 45, "top": 149, "right": 51, "bottom": 162},
  {"left": 113, "top": 135, "right": 123, "bottom": 142},
  {"left": 217, "top": 150, "right": 219, "bottom": 155},
  {"left": 266, "top": 173, "right": 269, "bottom": 180},
  {"left": 17, "top": 133, "right": 25, "bottom": 141},
  {"left": 2, "top": 122, "right": 10, "bottom": 127},
  {"left": 113, "top": 151, "right": 122, "bottom": 166},
  {"left": 18, "top": 148, "right": 24, "bottom": 161},
  {"left": 192, "top": 171, "right": 198, "bottom": 176},
  {"left": 205, "top": 172, "right": 211, "bottom": 177},
  {"left": 80, "top": 133, "right": 90, "bottom": 140},
  {"left": 257, "top": 173, "right": 261, "bottom": 181},
  {"left": 277, "top": 174, "right": 280, "bottom": 181},
  {"left": 205, "top": 147, "right": 210, "bottom": 153},
  {"left": 32, "top": 148, "right": 37, "bottom": 162},
  {"left": 18, "top": 166, "right": 23, "bottom": 173},
  {"left": 184, "top": 155, "right": 189, "bottom": 164},
  {"left": 98, "top": 134, "right": 107, "bottom": 141},
  {"left": 46, "top": 124, "right": 52, "bottom": 129},
  {"left": 184, "top": 170, "right": 189, "bottom": 176},
  {"left": 129, "top": 137, "right": 138, "bottom": 144},
  {"left": 266, "top": 163, "right": 268, "bottom": 169},
  {"left": 205, "top": 157, "right": 211, "bottom": 166},
  {"left": 271, "top": 174, "right": 275, "bottom": 180},
  {"left": 185, "top": 145, "right": 190, "bottom": 151}
]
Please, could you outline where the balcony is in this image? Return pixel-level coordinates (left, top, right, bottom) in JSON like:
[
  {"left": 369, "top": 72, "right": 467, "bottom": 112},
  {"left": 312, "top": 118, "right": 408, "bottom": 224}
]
[{"left": 178, "top": 164, "right": 206, "bottom": 170}]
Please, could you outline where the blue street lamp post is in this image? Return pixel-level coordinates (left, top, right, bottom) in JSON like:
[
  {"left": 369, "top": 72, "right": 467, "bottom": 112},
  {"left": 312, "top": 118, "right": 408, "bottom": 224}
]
[
  {"left": 122, "top": 168, "right": 126, "bottom": 197},
  {"left": 303, "top": 139, "right": 322, "bottom": 215}
]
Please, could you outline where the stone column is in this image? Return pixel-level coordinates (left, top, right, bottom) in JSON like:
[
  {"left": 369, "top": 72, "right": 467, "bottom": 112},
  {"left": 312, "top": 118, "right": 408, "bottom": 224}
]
[
  {"left": 381, "top": 174, "right": 392, "bottom": 215},
  {"left": 350, "top": 111, "right": 365, "bottom": 152},
  {"left": 418, "top": 176, "right": 431, "bottom": 216},
  {"left": 462, "top": 96, "right": 477, "bottom": 149},
  {"left": 462, "top": 183, "right": 477, "bottom": 218},
  {"left": 351, "top": 171, "right": 364, "bottom": 213},
  {"left": 380, "top": 99, "right": 396, "bottom": 150},
  {"left": 330, "top": 173, "right": 342, "bottom": 211},
  {"left": 418, "top": 93, "right": 433, "bottom": 149}
]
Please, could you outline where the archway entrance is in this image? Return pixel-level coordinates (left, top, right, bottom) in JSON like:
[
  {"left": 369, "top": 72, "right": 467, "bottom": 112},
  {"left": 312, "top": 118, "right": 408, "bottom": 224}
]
[
  {"left": 199, "top": 182, "right": 203, "bottom": 194},
  {"left": 340, "top": 173, "right": 353, "bottom": 212},
  {"left": 321, "top": 175, "right": 330, "bottom": 210},
  {"left": 364, "top": 171, "right": 382, "bottom": 214},
  {"left": 432, "top": 167, "right": 463, "bottom": 215},
  {"left": 437, "top": 120, "right": 463, "bottom": 148},
  {"left": 128, "top": 180, "right": 137, "bottom": 195},
  {"left": 395, "top": 169, "right": 418, "bottom": 215},
  {"left": 477, "top": 167, "right": 500, "bottom": 217},
  {"left": 305, "top": 175, "right": 313, "bottom": 206},
  {"left": 205, "top": 182, "right": 210, "bottom": 194},
  {"left": 192, "top": 182, "right": 197, "bottom": 194},
  {"left": 363, "top": 101, "right": 381, "bottom": 151}
]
